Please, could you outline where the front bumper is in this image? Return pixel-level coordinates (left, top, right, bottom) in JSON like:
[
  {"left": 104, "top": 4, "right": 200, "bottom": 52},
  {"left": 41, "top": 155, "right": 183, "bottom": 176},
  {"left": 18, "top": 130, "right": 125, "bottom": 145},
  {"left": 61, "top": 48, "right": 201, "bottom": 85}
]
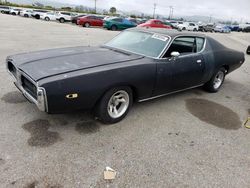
[{"left": 6, "top": 59, "right": 48, "bottom": 112}]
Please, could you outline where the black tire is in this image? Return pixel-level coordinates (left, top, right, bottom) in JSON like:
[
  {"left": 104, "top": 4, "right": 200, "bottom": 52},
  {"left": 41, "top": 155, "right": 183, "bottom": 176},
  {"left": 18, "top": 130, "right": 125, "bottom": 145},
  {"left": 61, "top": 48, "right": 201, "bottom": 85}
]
[
  {"left": 182, "top": 27, "right": 186, "bottom": 31},
  {"left": 84, "top": 22, "right": 90, "bottom": 27},
  {"left": 193, "top": 28, "right": 197, "bottom": 32},
  {"left": 95, "top": 86, "right": 133, "bottom": 124},
  {"left": 35, "top": 15, "right": 40, "bottom": 19},
  {"left": 24, "top": 14, "right": 29, "bottom": 17},
  {"left": 203, "top": 68, "right": 226, "bottom": 93},
  {"left": 111, "top": 25, "right": 118, "bottom": 31},
  {"left": 247, "top": 46, "right": 250, "bottom": 55},
  {"left": 45, "top": 17, "right": 50, "bottom": 21},
  {"left": 12, "top": 12, "right": 16, "bottom": 15},
  {"left": 59, "top": 18, "right": 65, "bottom": 23}
]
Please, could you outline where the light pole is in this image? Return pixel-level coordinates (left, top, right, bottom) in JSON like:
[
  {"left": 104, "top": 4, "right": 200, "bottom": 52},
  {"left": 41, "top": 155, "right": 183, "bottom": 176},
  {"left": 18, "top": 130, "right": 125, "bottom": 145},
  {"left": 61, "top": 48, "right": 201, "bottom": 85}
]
[
  {"left": 94, "top": 0, "right": 97, "bottom": 13},
  {"left": 153, "top": 3, "right": 156, "bottom": 18}
]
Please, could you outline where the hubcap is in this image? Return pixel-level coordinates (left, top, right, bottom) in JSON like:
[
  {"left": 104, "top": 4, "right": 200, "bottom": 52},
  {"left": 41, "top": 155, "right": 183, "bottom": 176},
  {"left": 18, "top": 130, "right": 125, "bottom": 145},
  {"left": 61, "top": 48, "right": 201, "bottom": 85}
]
[
  {"left": 107, "top": 90, "right": 129, "bottom": 119},
  {"left": 213, "top": 71, "right": 224, "bottom": 89}
]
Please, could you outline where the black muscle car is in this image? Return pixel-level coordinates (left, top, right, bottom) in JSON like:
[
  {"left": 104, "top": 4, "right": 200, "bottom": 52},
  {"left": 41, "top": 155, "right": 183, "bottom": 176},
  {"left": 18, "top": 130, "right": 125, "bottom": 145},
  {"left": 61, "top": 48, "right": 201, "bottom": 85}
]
[{"left": 6, "top": 28, "right": 245, "bottom": 123}]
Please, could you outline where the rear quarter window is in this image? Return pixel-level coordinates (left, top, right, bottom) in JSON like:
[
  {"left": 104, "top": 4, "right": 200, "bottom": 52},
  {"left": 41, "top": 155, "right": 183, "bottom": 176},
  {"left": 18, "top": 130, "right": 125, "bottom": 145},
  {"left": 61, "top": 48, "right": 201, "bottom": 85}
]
[{"left": 196, "top": 37, "right": 205, "bottom": 52}]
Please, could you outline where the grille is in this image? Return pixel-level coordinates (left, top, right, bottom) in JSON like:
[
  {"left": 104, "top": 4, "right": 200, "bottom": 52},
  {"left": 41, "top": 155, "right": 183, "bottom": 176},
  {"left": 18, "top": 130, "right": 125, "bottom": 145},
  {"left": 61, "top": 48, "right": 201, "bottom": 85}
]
[
  {"left": 21, "top": 75, "right": 37, "bottom": 100},
  {"left": 7, "top": 61, "right": 17, "bottom": 78}
]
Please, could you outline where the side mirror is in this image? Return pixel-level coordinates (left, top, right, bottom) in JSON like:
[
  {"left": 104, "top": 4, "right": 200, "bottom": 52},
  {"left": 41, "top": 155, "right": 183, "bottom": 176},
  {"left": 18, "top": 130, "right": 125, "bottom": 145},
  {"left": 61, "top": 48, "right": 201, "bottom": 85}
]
[
  {"left": 247, "top": 46, "right": 250, "bottom": 55},
  {"left": 171, "top": 51, "right": 180, "bottom": 57}
]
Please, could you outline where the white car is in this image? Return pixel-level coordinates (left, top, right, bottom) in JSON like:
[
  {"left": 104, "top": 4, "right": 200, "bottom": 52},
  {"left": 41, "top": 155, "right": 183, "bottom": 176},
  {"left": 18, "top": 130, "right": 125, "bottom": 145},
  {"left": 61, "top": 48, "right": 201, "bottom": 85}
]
[
  {"left": 20, "top": 9, "right": 33, "bottom": 17},
  {"left": 10, "top": 8, "right": 22, "bottom": 15},
  {"left": 56, "top": 12, "right": 75, "bottom": 23},
  {"left": 31, "top": 9, "right": 49, "bottom": 19},
  {"left": 178, "top": 22, "right": 199, "bottom": 31},
  {"left": 169, "top": 21, "right": 184, "bottom": 29},
  {"left": 40, "top": 12, "right": 57, "bottom": 21}
]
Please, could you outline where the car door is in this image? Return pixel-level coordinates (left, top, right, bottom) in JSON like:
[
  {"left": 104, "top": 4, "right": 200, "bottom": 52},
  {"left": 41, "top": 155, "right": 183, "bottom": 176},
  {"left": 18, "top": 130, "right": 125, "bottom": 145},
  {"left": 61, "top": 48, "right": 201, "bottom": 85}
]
[
  {"left": 96, "top": 18, "right": 103, "bottom": 26},
  {"left": 90, "top": 16, "right": 97, "bottom": 26},
  {"left": 155, "top": 36, "right": 206, "bottom": 94},
  {"left": 188, "top": 23, "right": 194, "bottom": 30}
]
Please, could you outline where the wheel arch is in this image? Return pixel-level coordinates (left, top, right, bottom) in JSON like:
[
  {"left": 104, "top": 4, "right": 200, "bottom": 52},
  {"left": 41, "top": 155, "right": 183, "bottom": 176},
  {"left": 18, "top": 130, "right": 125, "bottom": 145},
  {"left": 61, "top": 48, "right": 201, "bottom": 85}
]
[
  {"left": 94, "top": 83, "right": 139, "bottom": 108},
  {"left": 222, "top": 65, "right": 229, "bottom": 74}
]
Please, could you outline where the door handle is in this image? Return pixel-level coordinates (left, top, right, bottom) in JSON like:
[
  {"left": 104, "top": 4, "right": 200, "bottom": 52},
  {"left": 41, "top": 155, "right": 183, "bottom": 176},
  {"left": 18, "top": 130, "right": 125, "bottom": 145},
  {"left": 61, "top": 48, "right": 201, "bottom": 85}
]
[{"left": 196, "top": 60, "right": 202, "bottom": 64}]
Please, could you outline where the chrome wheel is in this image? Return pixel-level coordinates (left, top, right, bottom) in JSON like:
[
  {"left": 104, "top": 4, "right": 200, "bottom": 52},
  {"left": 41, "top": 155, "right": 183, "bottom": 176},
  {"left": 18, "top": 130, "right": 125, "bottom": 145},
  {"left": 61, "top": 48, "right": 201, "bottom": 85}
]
[
  {"left": 213, "top": 71, "right": 224, "bottom": 89},
  {"left": 107, "top": 90, "right": 129, "bottom": 119},
  {"left": 85, "top": 23, "right": 90, "bottom": 27}
]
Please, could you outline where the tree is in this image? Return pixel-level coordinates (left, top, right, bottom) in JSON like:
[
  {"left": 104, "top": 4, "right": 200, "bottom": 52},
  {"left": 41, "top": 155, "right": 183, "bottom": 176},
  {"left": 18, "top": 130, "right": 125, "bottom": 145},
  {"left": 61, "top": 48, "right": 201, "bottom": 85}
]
[{"left": 109, "top": 7, "right": 116, "bottom": 15}]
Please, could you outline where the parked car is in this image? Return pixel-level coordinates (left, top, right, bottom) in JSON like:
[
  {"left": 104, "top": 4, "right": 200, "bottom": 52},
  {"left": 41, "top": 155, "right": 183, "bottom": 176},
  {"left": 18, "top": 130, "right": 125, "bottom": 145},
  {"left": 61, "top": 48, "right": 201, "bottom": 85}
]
[
  {"left": 56, "top": 12, "right": 75, "bottom": 23},
  {"left": 214, "top": 25, "right": 231, "bottom": 33},
  {"left": 238, "top": 23, "right": 250, "bottom": 32},
  {"left": 20, "top": 9, "right": 33, "bottom": 17},
  {"left": 229, "top": 25, "right": 239, "bottom": 31},
  {"left": 32, "top": 9, "right": 49, "bottom": 19},
  {"left": 247, "top": 46, "right": 250, "bottom": 54},
  {"left": 6, "top": 28, "right": 245, "bottom": 123},
  {"left": 71, "top": 14, "right": 86, "bottom": 24},
  {"left": 178, "top": 22, "right": 199, "bottom": 31},
  {"left": 40, "top": 12, "right": 57, "bottom": 21},
  {"left": 104, "top": 17, "right": 136, "bottom": 31},
  {"left": 169, "top": 21, "right": 183, "bottom": 29},
  {"left": 138, "top": 19, "right": 172, "bottom": 29},
  {"left": 0, "top": 5, "right": 10, "bottom": 14},
  {"left": 199, "top": 24, "right": 215, "bottom": 32},
  {"left": 243, "top": 26, "right": 250, "bottom": 32},
  {"left": 10, "top": 8, "right": 22, "bottom": 15},
  {"left": 77, "top": 15, "right": 104, "bottom": 27}
]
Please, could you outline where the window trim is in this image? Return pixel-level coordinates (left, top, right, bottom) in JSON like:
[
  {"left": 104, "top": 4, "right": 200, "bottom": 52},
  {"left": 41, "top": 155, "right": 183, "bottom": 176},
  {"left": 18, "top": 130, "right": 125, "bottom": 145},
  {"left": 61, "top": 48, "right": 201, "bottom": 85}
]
[{"left": 159, "top": 35, "right": 206, "bottom": 59}]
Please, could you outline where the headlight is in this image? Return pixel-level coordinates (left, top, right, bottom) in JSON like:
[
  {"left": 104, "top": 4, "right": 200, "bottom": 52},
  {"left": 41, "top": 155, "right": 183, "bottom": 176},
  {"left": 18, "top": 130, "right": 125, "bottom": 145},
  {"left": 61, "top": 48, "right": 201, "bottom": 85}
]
[{"left": 37, "top": 87, "right": 47, "bottom": 111}]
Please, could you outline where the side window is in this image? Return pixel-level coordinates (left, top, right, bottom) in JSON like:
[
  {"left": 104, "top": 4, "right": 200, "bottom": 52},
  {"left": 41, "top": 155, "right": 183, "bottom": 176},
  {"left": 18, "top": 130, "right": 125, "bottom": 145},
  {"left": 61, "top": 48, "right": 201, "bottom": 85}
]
[
  {"left": 113, "top": 18, "right": 122, "bottom": 22},
  {"left": 164, "top": 37, "right": 195, "bottom": 57},
  {"left": 196, "top": 37, "right": 205, "bottom": 52}
]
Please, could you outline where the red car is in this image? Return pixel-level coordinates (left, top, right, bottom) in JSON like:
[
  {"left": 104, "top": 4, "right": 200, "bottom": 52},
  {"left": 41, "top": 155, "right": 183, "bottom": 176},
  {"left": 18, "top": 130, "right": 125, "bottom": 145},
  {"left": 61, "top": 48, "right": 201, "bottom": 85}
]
[
  {"left": 77, "top": 15, "right": 103, "bottom": 27},
  {"left": 138, "top": 19, "right": 172, "bottom": 29}
]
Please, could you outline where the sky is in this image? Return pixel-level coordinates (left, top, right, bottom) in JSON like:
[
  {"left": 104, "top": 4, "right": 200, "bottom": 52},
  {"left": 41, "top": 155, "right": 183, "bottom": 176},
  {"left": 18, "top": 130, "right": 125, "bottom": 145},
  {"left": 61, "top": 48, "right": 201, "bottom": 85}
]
[
  {"left": 57, "top": 0, "right": 249, "bottom": 22},
  {"left": 7, "top": 0, "right": 250, "bottom": 22}
]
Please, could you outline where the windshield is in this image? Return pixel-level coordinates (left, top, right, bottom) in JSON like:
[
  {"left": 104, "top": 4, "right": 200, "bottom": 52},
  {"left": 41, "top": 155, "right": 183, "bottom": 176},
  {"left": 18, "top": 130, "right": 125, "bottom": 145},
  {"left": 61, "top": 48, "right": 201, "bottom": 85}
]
[{"left": 105, "top": 31, "right": 169, "bottom": 58}]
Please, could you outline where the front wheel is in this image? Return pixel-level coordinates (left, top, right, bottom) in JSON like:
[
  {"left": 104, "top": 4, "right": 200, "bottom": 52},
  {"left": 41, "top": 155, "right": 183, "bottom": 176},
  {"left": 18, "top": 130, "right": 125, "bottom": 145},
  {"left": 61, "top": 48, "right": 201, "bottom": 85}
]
[
  {"left": 203, "top": 68, "right": 226, "bottom": 93},
  {"left": 45, "top": 17, "right": 50, "bottom": 21},
  {"left": 95, "top": 87, "right": 133, "bottom": 124}
]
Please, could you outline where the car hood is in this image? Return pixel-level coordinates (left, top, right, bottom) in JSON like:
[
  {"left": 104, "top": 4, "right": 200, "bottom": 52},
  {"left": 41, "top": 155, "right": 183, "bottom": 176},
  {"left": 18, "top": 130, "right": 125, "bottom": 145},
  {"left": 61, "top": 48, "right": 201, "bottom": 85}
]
[{"left": 8, "top": 46, "right": 143, "bottom": 81}]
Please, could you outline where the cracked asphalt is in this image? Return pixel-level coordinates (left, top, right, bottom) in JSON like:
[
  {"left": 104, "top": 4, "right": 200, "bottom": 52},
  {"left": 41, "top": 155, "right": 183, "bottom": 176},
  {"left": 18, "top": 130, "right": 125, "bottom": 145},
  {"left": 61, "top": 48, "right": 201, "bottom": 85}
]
[{"left": 0, "top": 14, "right": 250, "bottom": 188}]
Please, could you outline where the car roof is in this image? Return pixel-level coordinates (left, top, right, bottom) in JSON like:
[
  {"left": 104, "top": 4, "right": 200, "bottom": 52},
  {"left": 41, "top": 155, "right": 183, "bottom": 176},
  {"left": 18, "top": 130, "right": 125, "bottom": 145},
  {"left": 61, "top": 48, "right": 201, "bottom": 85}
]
[{"left": 127, "top": 27, "right": 206, "bottom": 38}]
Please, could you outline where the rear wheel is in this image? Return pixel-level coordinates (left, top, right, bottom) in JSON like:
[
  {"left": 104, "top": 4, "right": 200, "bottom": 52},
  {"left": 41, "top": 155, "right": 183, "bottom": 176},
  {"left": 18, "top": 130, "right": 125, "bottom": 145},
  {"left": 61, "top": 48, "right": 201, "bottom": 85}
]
[
  {"left": 203, "top": 68, "right": 226, "bottom": 93},
  {"left": 95, "top": 87, "right": 133, "bottom": 124},
  {"left": 111, "top": 25, "right": 118, "bottom": 31},
  {"left": 193, "top": 28, "right": 197, "bottom": 31},
  {"left": 59, "top": 18, "right": 65, "bottom": 23},
  {"left": 45, "top": 17, "right": 50, "bottom": 21},
  {"left": 24, "top": 14, "right": 29, "bottom": 17},
  {"left": 12, "top": 12, "right": 16, "bottom": 15},
  {"left": 84, "top": 22, "right": 90, "bottom": 27}
]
